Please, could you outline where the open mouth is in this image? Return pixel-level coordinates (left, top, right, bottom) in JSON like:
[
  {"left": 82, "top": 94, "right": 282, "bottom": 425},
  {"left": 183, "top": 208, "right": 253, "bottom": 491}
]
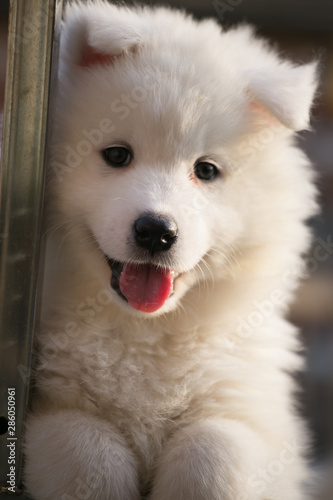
[{"left": 107, "top": 258, "right": 177, "bottom": 313}]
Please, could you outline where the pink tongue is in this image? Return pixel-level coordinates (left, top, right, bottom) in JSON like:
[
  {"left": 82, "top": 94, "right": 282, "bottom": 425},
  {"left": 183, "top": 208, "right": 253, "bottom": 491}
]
[{"left": 119, "top": 263, "right": 174, "bottom": 313}]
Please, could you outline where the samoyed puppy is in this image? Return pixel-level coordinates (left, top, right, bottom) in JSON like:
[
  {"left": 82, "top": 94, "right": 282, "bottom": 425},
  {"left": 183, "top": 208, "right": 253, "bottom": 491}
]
[{"left": 24, "top": 1, "right": 318, "bottom": 499}]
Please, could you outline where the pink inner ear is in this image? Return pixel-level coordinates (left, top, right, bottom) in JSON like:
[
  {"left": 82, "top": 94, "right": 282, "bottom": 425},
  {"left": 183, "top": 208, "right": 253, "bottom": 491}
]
[
  {"left": 249, "top": 100, "right": 277, "bottom": 123},
  {"left": 79, "top": 44, "right": 119, "bottom": 67},
  {"left": 250, "top": 101, "right": 268, "bottom": 114}
]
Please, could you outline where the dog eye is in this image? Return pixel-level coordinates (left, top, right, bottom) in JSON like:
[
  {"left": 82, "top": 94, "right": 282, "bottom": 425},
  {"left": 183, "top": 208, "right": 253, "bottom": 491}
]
[
  {"left": 194, "top": 161, "right": 218, "bottom": 181},
  {"left": 102, "top": 146, "right": 132, "bottom": 168}
]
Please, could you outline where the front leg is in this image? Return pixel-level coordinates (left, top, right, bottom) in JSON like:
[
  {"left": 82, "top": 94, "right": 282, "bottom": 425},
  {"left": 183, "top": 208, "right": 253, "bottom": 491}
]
[
  {"left": 150, "top": 419, "right": 305, "bottom": 500},
  {"left": 24, "top": 410, "right": 140, "bottom": 500}
]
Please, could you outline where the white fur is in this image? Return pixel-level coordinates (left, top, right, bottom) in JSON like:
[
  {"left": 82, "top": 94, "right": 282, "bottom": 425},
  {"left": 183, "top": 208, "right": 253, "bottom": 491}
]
[{"left": 24, "top": 2, "right": 318, "bottom": 499}]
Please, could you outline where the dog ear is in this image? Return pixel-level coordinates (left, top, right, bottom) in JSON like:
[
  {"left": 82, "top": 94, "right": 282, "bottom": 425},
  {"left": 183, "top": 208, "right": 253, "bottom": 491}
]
[
  {"left": 247, "top": 62, "right": 318, "bottom": 130},
  {"left": 60, "top": 2, "right": 143, "bottom": 68}
]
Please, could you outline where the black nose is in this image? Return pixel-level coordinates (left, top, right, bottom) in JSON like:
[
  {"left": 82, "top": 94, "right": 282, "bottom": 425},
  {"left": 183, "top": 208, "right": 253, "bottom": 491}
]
[{"left": 134, "top": 213, "right": 178, "bottom": 256}]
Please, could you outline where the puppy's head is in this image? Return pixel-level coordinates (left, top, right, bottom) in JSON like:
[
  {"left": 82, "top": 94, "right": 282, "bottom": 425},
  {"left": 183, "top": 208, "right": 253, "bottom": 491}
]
[{"left": 49, "top": 1, "right": 318, "bottom": 316}]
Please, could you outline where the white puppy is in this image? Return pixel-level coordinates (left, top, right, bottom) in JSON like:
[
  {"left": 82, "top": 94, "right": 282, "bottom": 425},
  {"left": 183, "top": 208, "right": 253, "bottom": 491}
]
[{"left": 24, "top": 1, "right": 318, "bottom": 499}]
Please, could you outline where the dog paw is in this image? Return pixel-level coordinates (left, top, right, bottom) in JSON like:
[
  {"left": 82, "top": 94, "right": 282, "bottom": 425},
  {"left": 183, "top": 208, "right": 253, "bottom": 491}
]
[
  {"left": 150, "top": 419, "right": 271, "bottom": 500},
  {"left": 24, "top": 410, "right": 141, "bottom": 500}
]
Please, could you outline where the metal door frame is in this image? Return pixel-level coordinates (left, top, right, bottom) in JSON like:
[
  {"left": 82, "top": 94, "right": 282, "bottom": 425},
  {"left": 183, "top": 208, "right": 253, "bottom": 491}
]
[{"left": 0, "top": 0, "right": 63, "bottom": 495}]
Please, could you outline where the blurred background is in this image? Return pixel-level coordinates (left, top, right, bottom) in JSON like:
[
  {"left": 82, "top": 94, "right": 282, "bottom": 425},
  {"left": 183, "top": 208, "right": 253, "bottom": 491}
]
[{"left": 0, "top": 0, "right": 332, "bottom": 498}]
